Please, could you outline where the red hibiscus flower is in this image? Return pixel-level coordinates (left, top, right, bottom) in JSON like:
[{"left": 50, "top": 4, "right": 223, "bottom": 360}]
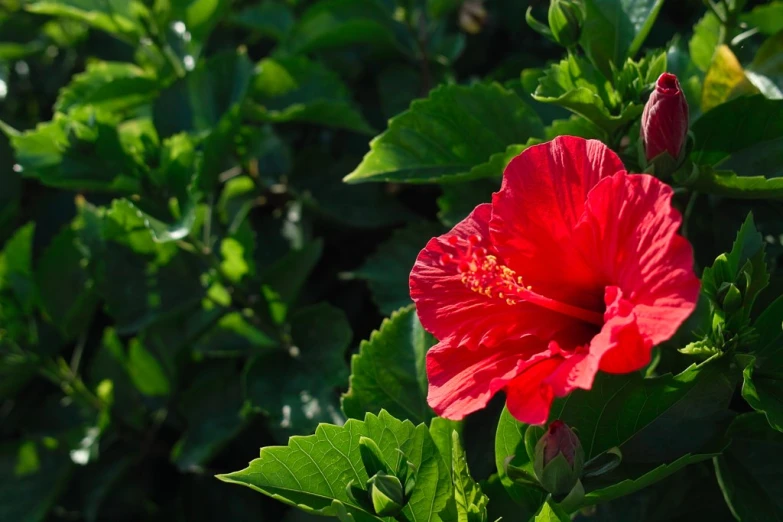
[{"left": 409, "top": 136, "right": 699, "bottom": 425}]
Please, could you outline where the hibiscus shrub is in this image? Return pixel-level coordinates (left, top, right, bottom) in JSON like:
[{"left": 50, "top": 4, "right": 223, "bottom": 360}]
[{"left": 2, "top": 0, "right": 783, "bottom": 521}]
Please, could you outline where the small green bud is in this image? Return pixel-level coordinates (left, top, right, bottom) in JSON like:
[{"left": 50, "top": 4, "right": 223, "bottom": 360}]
[
  {"left": 534, "top": 420, "right": 584, "bottom": 496},
  {"left": 367, "top": 472, "right": 405, "bottom": 517},
  {"left": 548, "top": 0, "right": 585, "bottom": 48},
  {"left": 718, "top": 282, "right": 743, "bottom": 315},
  {"left": 359, "top": 437, "right": 388, "bottom": 477}
]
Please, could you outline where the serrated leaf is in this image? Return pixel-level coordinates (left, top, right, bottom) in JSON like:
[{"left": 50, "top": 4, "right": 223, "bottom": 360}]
[
  {"left": 249, "top": 56, "right": 373, "bottom": 134},
  {"left": 218, "top": 410, "right": 450, "bottom": 522},
  {"left": 353, "top": 222, "right": 443, "bottom": 315},
  {"left": 6, "top": 109, "right": 148, "bottom": 192},
  {"left": 686, "top": 167, "right": 783, "bottom": 198},
  {"left": 245, "top": 303, "right": 351, "bottom": 440},
  {"left": 452, "top": 431, "right": 489, "bottom": 522},
  {"left": 714, "top": 413, "right": 783, "bottom": 521},
  {"left": 345, "top": 83, "right": 544, "bottom": 184},
  {"left": 342, "top": 306, "right": 436, "bottom": 425},
  {"left": 55, "top": 61, "right": 159, "bottom": 113},
  {"left": 532, "top": 54, "right": 643, "bottom": 134}
]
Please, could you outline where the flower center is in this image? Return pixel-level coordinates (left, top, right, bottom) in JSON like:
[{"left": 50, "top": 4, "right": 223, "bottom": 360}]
[{"left": 440, "top": 235, "right": 604, "bottom": 326}]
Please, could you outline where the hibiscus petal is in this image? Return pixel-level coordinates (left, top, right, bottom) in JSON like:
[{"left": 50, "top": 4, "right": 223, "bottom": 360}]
[
  {"left": 410, "top": 203, "right": 592, "bottom": 351},
  {"left": 427, "top": 336, "right": 549, "bottom": 420},
  {"left": 505, "top": 357, "right": 564, "bottom": 425},
  {"left": 490, "top": 136, "right": 626, "bottom": 307},
  {"left": 576, "top": 172, "right": 700, "bottom": 368}
]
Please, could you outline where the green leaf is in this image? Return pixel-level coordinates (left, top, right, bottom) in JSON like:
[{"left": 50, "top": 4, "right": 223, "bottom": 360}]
[
  {"left": 249, "top": 56, "right": 373, "bottom": 134},
  {"left": 452, "top": 431, "right": 489, "bottom": 522},
  {"left": 353, "top": 222, "right": 442, "bottom": 315},
  {"left": 748, "top": 32, "right": 783, "bottom": 98},
  {"left": 691, "top": 95, "right": 783, "bottom": 176},
  {"left": 579, "top": 0, "right": 666, "bottom": 75},
  {"left": 7, "top": 109, "right": 148, "bottom": 192},
  {"left": 123, "top": 132, "right": 203, "bottom": 243},
  {"left": 126, "top": 338, "right": 170, "bottom": 397},
  {"left": 171, "top": 362, "right": 248, "bottom": 471},
  {"left": 496, "top": 357, "right": 735, "bottom": 503},
  {"left": 686, "top": 167, "right": 783, "bottom": 198},
  {"left": 741, "top": 295, "right": 783, "bottom": 432},
  {"left": 545, "top": 116, "right": 606, "bottom": 140},
  {"left": 291, "top": 152, "right": 416, "bottom": 229},
  {"left": 230, "top": 1, "right": 294, "bottom": 41},
  {"left": 701, "top": 213, "right": 768, "bottom": 342},
  {"left": 54, "top": 61, "right": 159, "bottom": 114},
  {"left": 25, "top": 0, "right": 146, "bottom": 40},
  {"left": 153, "top": 49, "right": 254, "bottom": 138},
  {"left": 35, "top": 222, "right": 99, "bottom": 339},
  {"left": 342, "top": 306, "right": 436, "bottom": 425},
  {"left": 689, "top": 12, "right": 721, "bottom": 72},
  {"left": 0, "top": 222, "right": 36, "bottom": 312},
  {"left": 494, "top": 408, "right": 550, "bottom": 519},
  {"left": 580, "top": 452, "right": 720, "bottom": 507},
  {"left": 166, "top": 0, "right": 228, "bottom": 63},
  {"left": 741, "top": 1, "right": 783, "bottom": 36},
  {"left": 533, "top": 499, "right": 570, "bottom": 522},
  {"left": 437, "top": 178, "right": 500, "bottom": 227},
  {"left": 280, "top": 0, "right": 413, "bottom": 56},
  {"left": 245, "top": 303, "right": 351, "bottom": 439},
  {"left": 0, "top": 441, "right": 73, "bottom": 522},
  {"left": 714, "top": 413, "right": 783, "bottom": 521},
  {"left": 533, "top": 54, "right": 643, "bottom": 134},
  {"left": 218, "top": 410, "right": 450, "bottom": 522},
  {"left": 345, "top": 83, "right": 544, "bottom": 184},
  {"left": 260, "top": 240, "right": 323, "bottom": 322},
  {"left": 79, "top": 200, "right": 204, "bottom": 334}
]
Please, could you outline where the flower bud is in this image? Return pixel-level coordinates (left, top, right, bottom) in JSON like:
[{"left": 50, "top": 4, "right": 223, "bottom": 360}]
[
  {"left": 641, "top": 73, "right": 689, "bottom": 163},
  {"left": 367, "top": 472, "right": 406, "bottom": 517},
  {"left": 548, "top": 0, "right": 585, "bottom": 48},
  {"left": 533, "top": 420, "right": 584, "bottom": 496}
]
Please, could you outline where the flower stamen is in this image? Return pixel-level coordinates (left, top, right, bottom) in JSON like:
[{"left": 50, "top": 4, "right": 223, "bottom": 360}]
[{"left": 441, "top": 235, "right": 604, "bottom": 326}]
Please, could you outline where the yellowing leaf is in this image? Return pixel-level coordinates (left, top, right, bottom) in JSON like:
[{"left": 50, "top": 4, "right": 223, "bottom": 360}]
[{"left": 702, "top": 45, "right": 759, "bottom": 112}]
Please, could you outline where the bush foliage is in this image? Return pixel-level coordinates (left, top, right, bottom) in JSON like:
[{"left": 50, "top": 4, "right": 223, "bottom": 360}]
[{"left": 2, "top": 0, "right": 783, "bottom": 521}]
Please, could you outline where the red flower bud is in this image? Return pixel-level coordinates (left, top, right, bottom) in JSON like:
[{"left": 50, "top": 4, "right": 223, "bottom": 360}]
[
  {"left": 641, "top": 73, "right": 689, "bottom": 162},
  {"left": 533, "top": 420, "right": 584, "bottom": 496},
  {"left": 539, "top": 420, "right": 581, "bottom": 467}
]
